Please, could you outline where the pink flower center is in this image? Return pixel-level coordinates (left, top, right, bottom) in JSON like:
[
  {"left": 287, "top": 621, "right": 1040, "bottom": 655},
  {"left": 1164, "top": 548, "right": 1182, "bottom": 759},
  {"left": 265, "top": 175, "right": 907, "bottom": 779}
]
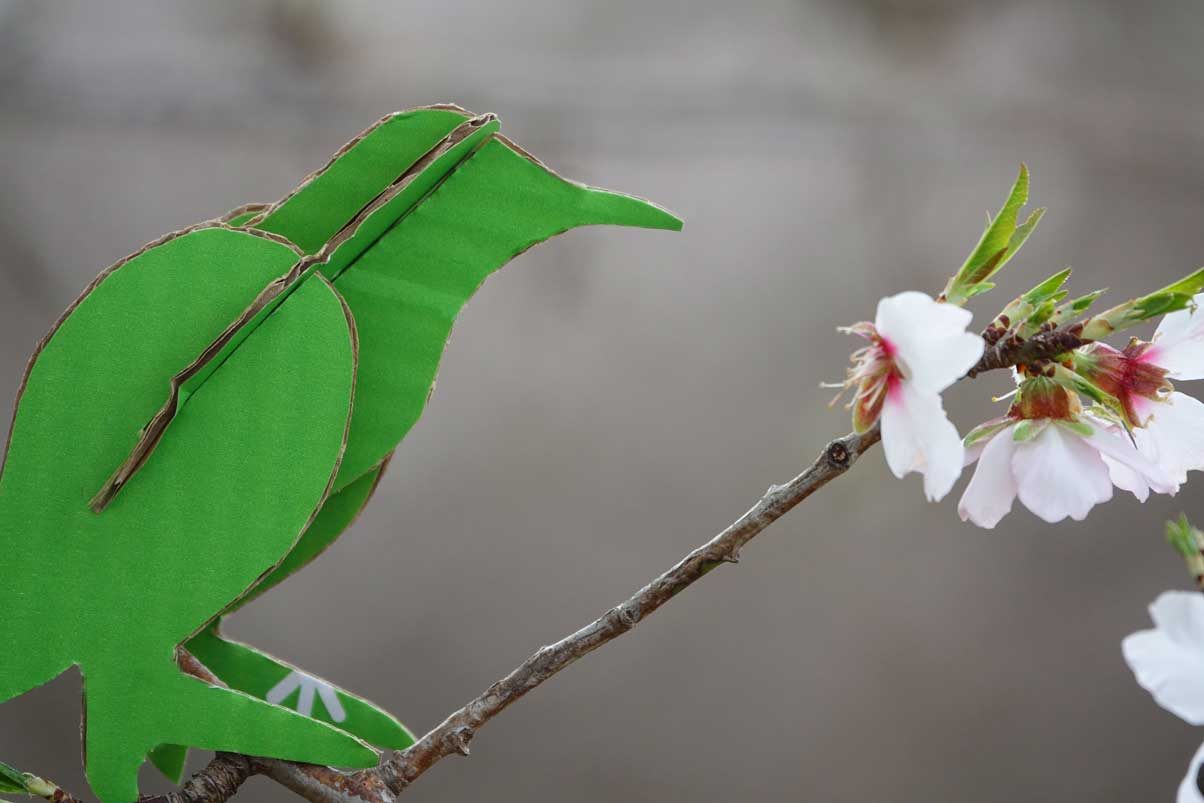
[{"left": 832, "top": 322, "right": 902, "bottom": 431}]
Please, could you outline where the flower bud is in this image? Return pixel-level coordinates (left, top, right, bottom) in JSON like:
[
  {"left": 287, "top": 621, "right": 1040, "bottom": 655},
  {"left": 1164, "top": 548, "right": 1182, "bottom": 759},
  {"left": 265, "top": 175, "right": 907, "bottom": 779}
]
[
  {"left": 1072, "top": 341, "right": 1171, "bottom": 427},
  {"left": 1009, "top": 374, "right": 1078, "bottom": 421}
]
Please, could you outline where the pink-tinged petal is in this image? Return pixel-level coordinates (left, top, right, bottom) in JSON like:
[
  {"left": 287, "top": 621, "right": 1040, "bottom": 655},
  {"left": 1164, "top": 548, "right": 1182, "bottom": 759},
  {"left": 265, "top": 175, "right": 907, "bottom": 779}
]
[
  {"left": 963, "top": 438, "right": 987, "bottom": 467},
  {"left": 874, "top": 291, "right": 983, "bottom": 393},
  {"left": 880, "top": 380, "right": 966, "bottom": 502},
  {"left": 1085, "top": 420, "right": 1178, "bottom": 498},
  {"left": 1123, "top": 591, "right": 1204, "bottom": 726},
  {"left": 1179, "top": 742, "right": 1204, "bottom": 803},
  {"left": 1012, "top": 424, "right": 1112, "bottom": 523},
  {"left": 1151, "top": 589, "right": 1204, "bottom": 646},
  {"left": 1136, "top": 391, "right": 1204, "bottom": 485},
  {"left": 1151, "top": 294, "right": 1204, "bottom": 380},
  {"left": 957, "top": 425, "right": 1018, "bottom": 529},
  {"left": 1101, "top": 456, "right": 1152, "bottom": 502}
]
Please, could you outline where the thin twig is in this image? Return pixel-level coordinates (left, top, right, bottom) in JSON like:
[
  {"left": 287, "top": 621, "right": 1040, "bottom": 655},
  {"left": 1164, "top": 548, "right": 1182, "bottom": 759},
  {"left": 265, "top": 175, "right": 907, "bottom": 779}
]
[
  {"left": 376, "top": 425, "right": 881, "bottom": 793},
  {"left": 964, "top": 325, "right": 1085, "bottom": 378},
  {"left": 40, "top": 320, "right": 1066, "bottom": 803}
]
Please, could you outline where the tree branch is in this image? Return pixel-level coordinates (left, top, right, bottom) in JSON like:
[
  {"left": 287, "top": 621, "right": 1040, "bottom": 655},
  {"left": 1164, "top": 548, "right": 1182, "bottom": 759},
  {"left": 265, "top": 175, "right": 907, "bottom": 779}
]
[
  {"left": 46, "top": 315, "right": 1067, "bottom": 803},
  {"left": 126, "top": 423, "right": 881, "bottom": 803},
  {"left": 964, "top": 325, "right": 1085, "bottom": 378},
  {"left": 376, "top": 425, "right": 881, "bottom": 793}
]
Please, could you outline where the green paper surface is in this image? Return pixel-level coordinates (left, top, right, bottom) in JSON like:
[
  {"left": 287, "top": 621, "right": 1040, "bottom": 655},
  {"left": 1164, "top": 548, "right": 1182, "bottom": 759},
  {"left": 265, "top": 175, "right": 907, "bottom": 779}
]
[
  {"left": 188, "top": 626, "right": 415, "bottom": 749},
  {"left": 254, "top": 106, "right": 471, "bottom": 256},
  {"left": 146, "top": 743, "right": 187, "bottom": 785},
  {"left": 168, "top": 111, "right": 679, "bottom": 766},
  {"left": 0, "top": 227, "right": 373, "bottom": 803},
  {"left": 329, "top": 134, "right": 681, "bottom": 488},
  {"left": 236, "top": 457, "right": 389, "bottom": 608}
]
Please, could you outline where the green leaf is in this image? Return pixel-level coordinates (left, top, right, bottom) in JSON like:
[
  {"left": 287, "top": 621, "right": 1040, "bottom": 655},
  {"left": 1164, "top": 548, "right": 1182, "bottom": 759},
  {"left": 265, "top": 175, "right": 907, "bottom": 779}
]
[
  {"left": 1167, "top": 514, "right": 1200, "bottom": 558},
  {"left": 1007, "top": 206, "right": 1045, "bottom": 258},
  {"left": 1021, "top": 267, "right": 1072, "bottom": 305},
  {"left": 1049, "top": 289, "right": 1106, "bottom": 328},
  {"left": 0, "top": 763, "right": 26, "bottom": 795},
  {"left": 989, "top": 268, "right": 1070, "bottom": 337},
  {"left": 1162, "top": 266, "right": 1204, "bottom": 297},
  {"left": 1081, "top": 267, "right": 1204, "bottom": 340},
  {"left": 943, "top": 165, "right": 1042, "bottom": 305}
]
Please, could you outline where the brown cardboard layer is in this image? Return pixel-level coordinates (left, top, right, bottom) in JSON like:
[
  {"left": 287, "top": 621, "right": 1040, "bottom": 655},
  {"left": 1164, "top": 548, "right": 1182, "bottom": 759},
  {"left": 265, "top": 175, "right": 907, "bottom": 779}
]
[
  {"left": 0, "top": 222, "right": 287, "bottom": 492},
  {"left": 315, "top": 112, "right": 497, "bottom": 276},
  {"left": 216, "top": 203, "right": 270, "bottom": 226},
  {"left": 89, "top": 234, "right": 312, "bottom": 512},
  {"left": 240, "top": 103, "right": 474, "bottom": 230}
]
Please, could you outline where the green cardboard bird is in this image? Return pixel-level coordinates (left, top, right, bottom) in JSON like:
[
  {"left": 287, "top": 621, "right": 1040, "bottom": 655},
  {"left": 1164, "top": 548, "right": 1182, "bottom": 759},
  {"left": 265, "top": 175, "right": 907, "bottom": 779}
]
[{"left": 0, "top": 105, "right": 680, "bottom": 803}]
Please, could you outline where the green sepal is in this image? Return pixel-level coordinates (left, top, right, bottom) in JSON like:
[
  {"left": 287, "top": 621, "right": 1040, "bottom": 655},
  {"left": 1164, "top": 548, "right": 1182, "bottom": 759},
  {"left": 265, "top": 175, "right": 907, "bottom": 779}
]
[
  {"left": 964, "top": 416, "right": 1015, "bottom": 447},
  {"left": 1053, "top": 417, "right": 1095, "bottom": 438},
  {"left": 1051, "top": 364, "right": 1128, "bottom": 424},
  {"left": 1011, "top": 418, "right": 1050, "bottom": 442}
]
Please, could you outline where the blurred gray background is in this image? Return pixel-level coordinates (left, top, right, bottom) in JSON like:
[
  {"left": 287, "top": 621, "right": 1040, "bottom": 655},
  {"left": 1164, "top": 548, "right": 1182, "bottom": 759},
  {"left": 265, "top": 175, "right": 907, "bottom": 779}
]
[{"left": 0, "top": 0, "right": 1201, "bottom": 800}]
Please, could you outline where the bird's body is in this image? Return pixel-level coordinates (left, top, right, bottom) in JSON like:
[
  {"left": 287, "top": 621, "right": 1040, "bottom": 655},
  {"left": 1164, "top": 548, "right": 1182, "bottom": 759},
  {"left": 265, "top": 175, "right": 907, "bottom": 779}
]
[{"left": 0, "top": 105, "right": 680, "bottom": 803}]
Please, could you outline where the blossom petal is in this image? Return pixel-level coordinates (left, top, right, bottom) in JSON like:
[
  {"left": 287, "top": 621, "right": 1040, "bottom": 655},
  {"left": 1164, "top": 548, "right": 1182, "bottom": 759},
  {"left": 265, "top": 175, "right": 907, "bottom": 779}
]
[
  {"left": 1150, "top": 294, "right": 1204, "bottom": 380},
  {"left": 874, "top": 291, "right": 984, "bottom": 393},
  {"left": 1101, "top": 456, "right": 1151, "bottom": 502},
  {"left": 957, "top": 425, "right": 1018, "bottom": 528},
  {"left": 1179, "top": 742, "right": 1204, "bottom": 803},
  {"left": 880, "top": 380, "right": 966, "bottom": 502},
  {"left": 1123, "top": 591, "right": 1204, "bottom": 726},
  {"left": 1012, "top": 424, "right": 1112, "bottom": 523},
  {"left": 1085, "top": 419, "right": 1178, "bottom": 499},
  {"left": 1135, "top": 391, "right": 1204, "bottom": 485}
]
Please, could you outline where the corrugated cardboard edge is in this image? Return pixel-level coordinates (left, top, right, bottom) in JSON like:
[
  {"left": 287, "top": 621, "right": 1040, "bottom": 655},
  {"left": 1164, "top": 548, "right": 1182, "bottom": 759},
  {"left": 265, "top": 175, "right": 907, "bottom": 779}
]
[
  {"left": 240, "top": 103, "right": 474, "bottom": 231},
  {"left": 306, "top": 112, "right": 497, "bottom": 277},
  {"left": 0, "top": 222, "right": 303, "bottom": 493},
  {"left": 89, "top": 245, "right": 312, "bottom": 511},
  {"left": 194, "top": 620, "right": 415, "bottom": 745},
  {"left": 91, "top": 113, "right": 497, "bottom": 511},
  {"left": 216, "top": 203, "right": 271, "bottom": 226},
  {"left": 228, "top": 449, "right": 395, "bottom": 613},
  {"left": 495, "top": 133, "right": 683, "bottom": 234},
  {"left": 182, "top": 272, "right": 361, "bottom": 645},
  {"left": 62, "top": 251, "right": 358, "bottom": 777}
]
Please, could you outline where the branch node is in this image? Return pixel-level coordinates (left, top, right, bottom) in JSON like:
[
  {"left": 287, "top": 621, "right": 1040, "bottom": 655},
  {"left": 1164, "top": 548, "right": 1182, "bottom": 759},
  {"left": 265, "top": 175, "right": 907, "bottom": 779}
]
[
  {"left": 446, "top": 727, "right": 474, "bottom": 757},
  {"left": 825, "top": 440, "right": 850, "bottom": 468}
]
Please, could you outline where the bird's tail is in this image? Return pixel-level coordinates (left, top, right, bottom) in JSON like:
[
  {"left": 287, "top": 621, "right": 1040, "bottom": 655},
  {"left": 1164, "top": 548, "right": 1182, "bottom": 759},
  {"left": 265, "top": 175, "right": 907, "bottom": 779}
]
[{"left": 82, "top": 657, "right": 377, "bottom": 803}]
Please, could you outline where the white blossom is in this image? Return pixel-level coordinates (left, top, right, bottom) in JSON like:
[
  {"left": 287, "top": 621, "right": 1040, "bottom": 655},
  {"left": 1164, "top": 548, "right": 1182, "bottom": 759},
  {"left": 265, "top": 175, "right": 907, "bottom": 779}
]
[
  {"left": 958, "top": 416, "right": 1173, "bottom": 528},
  {"left": 836, "top": 292, "right": 983, "bottom": 501}
]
